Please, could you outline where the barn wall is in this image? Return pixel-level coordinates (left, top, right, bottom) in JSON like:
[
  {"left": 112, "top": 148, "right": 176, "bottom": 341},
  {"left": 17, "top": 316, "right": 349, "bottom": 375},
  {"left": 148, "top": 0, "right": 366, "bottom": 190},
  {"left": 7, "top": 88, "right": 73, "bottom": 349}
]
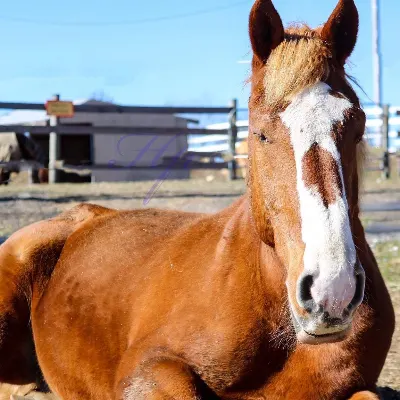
[{"left": 62, "top": 112, "right": 189, "bottom": 182}]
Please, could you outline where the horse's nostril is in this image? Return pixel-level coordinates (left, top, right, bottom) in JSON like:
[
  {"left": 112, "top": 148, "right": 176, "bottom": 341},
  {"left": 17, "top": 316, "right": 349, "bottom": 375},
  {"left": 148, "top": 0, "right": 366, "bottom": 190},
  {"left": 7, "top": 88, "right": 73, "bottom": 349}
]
[
  {"left": 297, "top": 274, "right": 315, "bottom": 313},
  {"left": 347, "top": 267, "right": 366, "bottom": 314},
  {"left": 298, "top": 274, "right": 313, "bottom": 301},
  {"left": 322, "top": 311, "right": 330, "bottom": 323}
]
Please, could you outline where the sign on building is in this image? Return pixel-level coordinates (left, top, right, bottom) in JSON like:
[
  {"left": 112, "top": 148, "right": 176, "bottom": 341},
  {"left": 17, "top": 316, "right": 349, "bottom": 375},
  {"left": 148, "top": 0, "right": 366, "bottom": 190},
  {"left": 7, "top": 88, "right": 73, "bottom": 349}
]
[{"left": 45, "top": 100, "right": 74, "bottom": 118}]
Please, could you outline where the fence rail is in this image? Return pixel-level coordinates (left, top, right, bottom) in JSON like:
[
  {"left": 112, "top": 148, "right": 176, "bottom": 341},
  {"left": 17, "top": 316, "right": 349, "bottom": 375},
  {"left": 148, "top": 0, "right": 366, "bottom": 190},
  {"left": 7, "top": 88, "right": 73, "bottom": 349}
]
[
  {"left": 0, "top": 98, "right": 238, "bottom": 183},
  {"left": 0, "top": 101, "right": 232, "bottom": 115},
  {"left": 0, "top": 125, "right": 229, "bottom": 136},
  {"left": 0, "top": 160, "right": 230, "bottom": 174}
]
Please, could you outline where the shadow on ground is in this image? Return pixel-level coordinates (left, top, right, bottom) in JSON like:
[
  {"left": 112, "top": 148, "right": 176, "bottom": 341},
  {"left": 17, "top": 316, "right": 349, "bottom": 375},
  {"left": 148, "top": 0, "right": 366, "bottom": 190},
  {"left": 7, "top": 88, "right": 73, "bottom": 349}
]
[{"left": 379, "top": 387, "right": 400, "bottom": 399}]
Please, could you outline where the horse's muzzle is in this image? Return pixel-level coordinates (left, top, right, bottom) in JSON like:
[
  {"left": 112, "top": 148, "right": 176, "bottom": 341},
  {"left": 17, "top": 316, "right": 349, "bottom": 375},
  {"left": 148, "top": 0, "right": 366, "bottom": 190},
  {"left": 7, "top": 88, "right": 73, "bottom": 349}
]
[
  {"left": 289, "top": 304, "right": 352, "bottom": 344},
  {"left": 297, "top": 326, "right": 351, "bottom": 345},
  {"left": 291, "top": 265, "right": 365, "bottom": 344}
]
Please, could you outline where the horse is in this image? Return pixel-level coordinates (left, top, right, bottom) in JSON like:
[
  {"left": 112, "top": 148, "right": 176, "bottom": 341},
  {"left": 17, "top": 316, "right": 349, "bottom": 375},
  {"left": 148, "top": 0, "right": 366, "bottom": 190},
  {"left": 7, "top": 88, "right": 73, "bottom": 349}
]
[
  {"left": 0, "top": 0, "right": 395, "bottom": 398},
  {"left": 0, "top": 132, "right": 47, "bottom": 185}
]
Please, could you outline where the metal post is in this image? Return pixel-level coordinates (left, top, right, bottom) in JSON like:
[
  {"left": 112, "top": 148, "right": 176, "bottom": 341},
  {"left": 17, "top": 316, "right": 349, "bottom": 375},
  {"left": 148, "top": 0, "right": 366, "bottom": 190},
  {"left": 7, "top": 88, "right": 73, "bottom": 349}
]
[
  {"left": 371, "top": 0, "right": 389, "bottom": 178},
  {"left": 228, "top": 99, "right": 238, "bottom": 180},
  {"left": 371, "top": 0, "right": 383, "bottom": 106},
  {"left": 27, "top": 168, "right": 34, "bottom": 184},
  {"left": 382, "top": 104, "right": 390, "bottom": 179},
  {"left": 48, "top": 94, "right": 60, "bottom": 184}
]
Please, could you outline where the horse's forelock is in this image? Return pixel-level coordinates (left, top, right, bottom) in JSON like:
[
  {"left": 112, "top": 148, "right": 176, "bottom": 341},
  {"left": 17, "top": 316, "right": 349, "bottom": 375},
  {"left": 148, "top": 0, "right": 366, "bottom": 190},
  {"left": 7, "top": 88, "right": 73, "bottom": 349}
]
[{"left": 262, "top": 26, "right": 332, "bottom": 112}]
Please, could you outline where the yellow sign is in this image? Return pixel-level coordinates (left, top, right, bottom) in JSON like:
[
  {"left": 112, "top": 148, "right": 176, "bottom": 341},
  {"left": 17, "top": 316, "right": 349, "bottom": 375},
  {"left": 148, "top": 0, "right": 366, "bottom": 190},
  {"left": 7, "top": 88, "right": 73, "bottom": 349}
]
[{"left": 45, "top": 100, "right": 74, "bottom": 118}]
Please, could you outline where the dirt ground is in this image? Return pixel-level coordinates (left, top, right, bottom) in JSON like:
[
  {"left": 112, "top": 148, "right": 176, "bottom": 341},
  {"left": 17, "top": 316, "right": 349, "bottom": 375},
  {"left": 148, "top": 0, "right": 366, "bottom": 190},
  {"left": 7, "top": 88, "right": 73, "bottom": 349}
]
[{"left": 0, "top": 175, "right": 399, "bottom": 397}]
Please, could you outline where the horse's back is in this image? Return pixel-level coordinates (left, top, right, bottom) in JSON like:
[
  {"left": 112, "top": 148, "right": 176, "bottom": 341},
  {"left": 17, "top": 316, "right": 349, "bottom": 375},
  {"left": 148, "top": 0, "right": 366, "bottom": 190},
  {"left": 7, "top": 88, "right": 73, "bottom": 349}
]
[
  {"left": 30, "top": 206, "right": 209, "bottom": 398},
  {"left": 42, "top": 207, "right": 205, "bottom": 283}
]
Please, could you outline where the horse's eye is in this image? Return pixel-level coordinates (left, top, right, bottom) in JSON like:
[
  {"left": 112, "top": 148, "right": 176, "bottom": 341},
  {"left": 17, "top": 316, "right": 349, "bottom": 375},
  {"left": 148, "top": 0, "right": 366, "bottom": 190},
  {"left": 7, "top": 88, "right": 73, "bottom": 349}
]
[
  {"left": 253, "top": 131, "right": 270, "bottom": 143},
  {"left": 259, "top": 133, "right": 268, "bottom": 142}
]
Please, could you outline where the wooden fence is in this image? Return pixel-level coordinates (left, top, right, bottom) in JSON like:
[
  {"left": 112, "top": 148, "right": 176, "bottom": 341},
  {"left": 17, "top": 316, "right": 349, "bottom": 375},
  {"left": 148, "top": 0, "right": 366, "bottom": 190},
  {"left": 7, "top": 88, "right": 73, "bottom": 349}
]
[
  {"left": 0, "top": 99, "right": 394, "bottom": 183},
  {"left": 0, "top": 98, "right": 239, "bottom": 183}
]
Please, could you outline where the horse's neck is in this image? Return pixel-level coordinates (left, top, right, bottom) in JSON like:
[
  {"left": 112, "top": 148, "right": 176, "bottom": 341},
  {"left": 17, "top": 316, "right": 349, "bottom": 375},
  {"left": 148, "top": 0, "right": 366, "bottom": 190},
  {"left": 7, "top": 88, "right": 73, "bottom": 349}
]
[
  {"left": 211, "top": 196, "right": 290, "bottom": 338},
  {"left": 351, "top": 216, "right": 378, "bottom": 275},
  {"left": 220, "top": 195, "right": 286, "bottom": 291}
]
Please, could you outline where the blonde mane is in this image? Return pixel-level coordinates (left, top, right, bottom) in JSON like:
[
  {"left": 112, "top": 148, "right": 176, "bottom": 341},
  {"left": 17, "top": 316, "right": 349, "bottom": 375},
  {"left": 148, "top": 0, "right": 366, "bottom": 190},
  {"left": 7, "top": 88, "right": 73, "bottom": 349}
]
[{"left": 262, "top": 25, "right": 333, "bottom": 112}]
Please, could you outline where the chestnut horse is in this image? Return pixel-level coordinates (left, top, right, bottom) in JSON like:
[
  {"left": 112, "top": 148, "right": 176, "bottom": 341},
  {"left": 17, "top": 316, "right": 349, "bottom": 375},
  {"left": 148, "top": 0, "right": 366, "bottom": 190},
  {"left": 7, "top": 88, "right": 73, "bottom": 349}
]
[{"left": 0, "top": 0, "right": 395, "bottom": 399}]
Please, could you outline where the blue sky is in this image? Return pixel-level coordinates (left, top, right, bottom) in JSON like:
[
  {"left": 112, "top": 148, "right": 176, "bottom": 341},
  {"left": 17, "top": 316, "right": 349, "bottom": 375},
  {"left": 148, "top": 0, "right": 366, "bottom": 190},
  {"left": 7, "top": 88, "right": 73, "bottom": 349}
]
[{"left": 0, "top": 0, "right": 398, "bottom": 111}]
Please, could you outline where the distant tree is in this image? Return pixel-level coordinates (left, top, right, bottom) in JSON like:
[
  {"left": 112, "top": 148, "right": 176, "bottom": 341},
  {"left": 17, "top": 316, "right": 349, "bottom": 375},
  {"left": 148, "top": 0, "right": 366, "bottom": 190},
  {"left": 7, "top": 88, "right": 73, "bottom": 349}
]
[{"left": 90, "top": 89, "right": 114, "bottom": 103}]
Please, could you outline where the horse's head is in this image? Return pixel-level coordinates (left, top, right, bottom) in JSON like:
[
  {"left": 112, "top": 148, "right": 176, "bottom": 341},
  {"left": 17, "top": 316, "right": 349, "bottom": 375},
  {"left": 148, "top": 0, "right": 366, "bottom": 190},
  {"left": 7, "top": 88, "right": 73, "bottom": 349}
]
[{"left": 247, "top": 0, "right": 366, "bottom": 344}]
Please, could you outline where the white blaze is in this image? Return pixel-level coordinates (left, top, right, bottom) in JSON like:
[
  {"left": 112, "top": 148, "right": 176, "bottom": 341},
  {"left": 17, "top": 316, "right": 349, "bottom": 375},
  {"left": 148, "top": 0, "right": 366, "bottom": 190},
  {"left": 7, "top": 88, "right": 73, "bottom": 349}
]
[{"left": 280, "top": 82, "right": 357, "bottom": 318}]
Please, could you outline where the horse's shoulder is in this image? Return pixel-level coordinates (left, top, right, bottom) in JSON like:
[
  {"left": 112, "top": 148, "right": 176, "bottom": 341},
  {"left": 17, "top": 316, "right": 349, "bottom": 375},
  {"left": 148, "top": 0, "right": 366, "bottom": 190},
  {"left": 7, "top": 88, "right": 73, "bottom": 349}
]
[{"left": 1, "top": 203, "right": 115, "bottom": 271}]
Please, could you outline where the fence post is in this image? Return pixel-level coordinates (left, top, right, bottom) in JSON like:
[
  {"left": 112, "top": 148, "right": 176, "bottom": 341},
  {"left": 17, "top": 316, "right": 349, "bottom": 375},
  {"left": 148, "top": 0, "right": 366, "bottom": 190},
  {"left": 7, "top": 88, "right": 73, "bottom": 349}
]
[
  {"left": 228, "top": 99, "right": 238, "bottom": 180},
  {"left": 382, "top": 104, "right": 390, "bottom": 179},
  {"left": 48, "top": 94, "right": 60, "bottom": 184}
]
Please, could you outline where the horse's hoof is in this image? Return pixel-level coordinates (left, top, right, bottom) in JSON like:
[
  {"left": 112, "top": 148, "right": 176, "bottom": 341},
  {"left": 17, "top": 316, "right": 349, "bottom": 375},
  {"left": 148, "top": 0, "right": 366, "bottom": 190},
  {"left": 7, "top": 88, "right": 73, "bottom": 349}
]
[{"left": 348, "top": 391, "right": 380, "bottom": 400}]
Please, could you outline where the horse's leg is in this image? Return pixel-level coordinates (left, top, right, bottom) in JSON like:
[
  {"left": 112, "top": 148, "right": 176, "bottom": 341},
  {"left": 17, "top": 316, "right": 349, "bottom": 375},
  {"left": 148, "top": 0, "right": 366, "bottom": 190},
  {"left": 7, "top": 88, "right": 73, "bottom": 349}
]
[
  {"left": 0, "top": 204, "right": 114, "bottom": 398},
  {"left": 0, "top": 239, "right": 42, "bottom": 397},
  {"left": 115, "top": 356, "right": 215, "bottom": 400}
]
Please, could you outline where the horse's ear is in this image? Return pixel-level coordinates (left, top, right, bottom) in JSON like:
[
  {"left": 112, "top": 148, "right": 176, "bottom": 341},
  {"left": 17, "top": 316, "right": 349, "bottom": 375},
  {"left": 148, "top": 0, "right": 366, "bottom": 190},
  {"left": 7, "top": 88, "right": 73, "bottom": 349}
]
[
  {"left": 321, "top": 0, "right": 359, "bottom": 66},
  {"left": 249, "top": 0, "right": 284, "bottom": 64}
]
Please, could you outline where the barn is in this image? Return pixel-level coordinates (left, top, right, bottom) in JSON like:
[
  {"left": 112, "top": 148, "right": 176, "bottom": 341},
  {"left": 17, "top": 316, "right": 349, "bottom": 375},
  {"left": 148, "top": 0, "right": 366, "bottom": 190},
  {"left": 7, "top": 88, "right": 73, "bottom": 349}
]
[{"left": 0, "top": 99, "right": 191, "bottom": 182}]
